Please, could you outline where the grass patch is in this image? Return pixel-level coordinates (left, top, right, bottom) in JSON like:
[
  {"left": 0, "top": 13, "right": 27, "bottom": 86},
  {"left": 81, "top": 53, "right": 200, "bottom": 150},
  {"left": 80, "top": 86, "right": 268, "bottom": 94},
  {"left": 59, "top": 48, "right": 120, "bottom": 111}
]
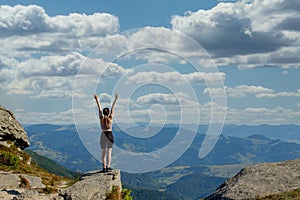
[
  {"left": 0, "top": 145, "right": 77, "bottom": 193},
  {"left": 0, "top": 151, "right": 19, "bottom": 167},
  {"left": 106, "top": 186, "right": 122, "bottom": 200},
  {"left": 106, "top": 186, "right": 133, "bottom": 200},
  {"left": 258, "top": 188, "right": 300, "bottom": 200},
  {"left": 121, "top": 188, "right": 133, "bottom": 200}
]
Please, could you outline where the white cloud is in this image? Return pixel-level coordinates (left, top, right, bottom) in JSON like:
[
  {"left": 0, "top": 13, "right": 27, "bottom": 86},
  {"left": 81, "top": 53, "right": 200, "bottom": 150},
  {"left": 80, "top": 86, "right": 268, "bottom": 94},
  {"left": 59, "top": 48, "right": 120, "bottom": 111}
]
[
  {"left": 6, "top": 76, "right": 75, "bottom": 97},
  {"left": 226, "top": 106, "right": 300, "bottom": 125},
  {"left": 128, "top": 27, "right": 181, "bottom": 54},
  {"left": 0, "top": 4, "right": 124, "bottom": 99},
  {"left": 200, "top": 103, "right": 300, "bottom": 125},
  {"left": 217, "top": 46, "right": 300, "bottom": 69},
  {"left": 0, "top": 53, "right": 130, "bottom": 99},
  {"left": 14, "top": 108, "right": 76, "bottom": 125},
  {"left": 126, "top": 71, "right": 226, "bottom": 85},
  {"left": 51, "top": 12, "right": 119, "bottom": 37},
  {"left": 171, "top": 0, "right": 289, "bottom": 56},
  {"left": 0, "top": 5, "right": 49, "bottom": 34},
  {"left": 0, "top": 5, "right": 119, "bottom": 36},
  {"left": 203, "top": 85, "right": 300, "bottom": 98},
  {"left": 135, "top": 92, "right": 190, "bottom": 106},
  {"left": 99, "top": 93, "right": 112, "bottom": 103},
  {"left": 129, "top": 98, "right": 300, "bottom": 125},
  {"left": 204, "top": 85, "right": 274, "bottom": 98},
  {"left": 0, "top": 4, "right": 119, "bottom": 57},
  {"left": 18, "top": 53, "right": 84, "bottom": 77},
  {"left": 115, "top": 93, "right": 200, "bottom": 124},
  {"left": 205, "top": 85, "right": 300, "bottom": 99},
  {"left": 255, "top": 89, "right": 300, "bottom": 98},
  {"left": 13, "top": 94, "right": 300, "bottom": 125},
  {"left": 125, "top": 27, "right": 215, "bottom": 65},
  {"left": 171, "top": 0, "right": 300, "bottom": 68},
  {"left": 185, "top": 72, "right": 226, "bottom": 85},
  {"left": 1, "top": 3, "right": 298, "bottom": 126}
]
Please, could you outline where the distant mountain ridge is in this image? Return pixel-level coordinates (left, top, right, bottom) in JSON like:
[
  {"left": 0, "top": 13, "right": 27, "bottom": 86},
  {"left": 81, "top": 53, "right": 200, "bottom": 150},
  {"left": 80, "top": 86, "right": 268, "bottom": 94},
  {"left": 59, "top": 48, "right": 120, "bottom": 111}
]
[
  {"left": 25, "top": 124, "right": 101, "bottom": 171},
  {"left": 173, "top": 133, "right": 300, "bottom": 166},
  {"left": 220, "top": 124, "right": 300, "bottom": 143},
  {"left": 25, "top": 123, "right": 300, "bottom": 199},
  {"left": 25, "top": 123, "right": 300, "bottom": 171}
]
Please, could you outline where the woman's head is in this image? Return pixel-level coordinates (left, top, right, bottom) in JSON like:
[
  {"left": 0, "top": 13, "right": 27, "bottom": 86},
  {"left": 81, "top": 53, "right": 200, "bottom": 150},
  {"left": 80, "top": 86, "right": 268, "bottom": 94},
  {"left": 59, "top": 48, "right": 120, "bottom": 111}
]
[{"left": 103, "top": 107, "right": 110, "bottom": 116}]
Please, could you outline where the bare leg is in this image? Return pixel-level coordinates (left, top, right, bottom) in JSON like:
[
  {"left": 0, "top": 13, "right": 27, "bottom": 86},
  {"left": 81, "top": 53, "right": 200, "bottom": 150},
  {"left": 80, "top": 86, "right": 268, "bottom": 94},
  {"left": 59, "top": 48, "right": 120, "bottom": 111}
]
[
  {"left": 102, "top": 148, "right": 107, "bottom": 169},
  {"left": 107, "top": 147, "right": 112, "bottom": 168}
]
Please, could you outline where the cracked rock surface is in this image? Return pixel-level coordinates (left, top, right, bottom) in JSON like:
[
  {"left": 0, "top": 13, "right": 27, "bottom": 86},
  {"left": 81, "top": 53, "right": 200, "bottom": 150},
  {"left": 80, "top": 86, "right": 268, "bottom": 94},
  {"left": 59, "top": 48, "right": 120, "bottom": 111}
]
[
  {"left": 0, "top": 106, "right": 29, "bottom": 149},
  {"left": 205, "top": 159, "right": 300, "bottom": 200}
]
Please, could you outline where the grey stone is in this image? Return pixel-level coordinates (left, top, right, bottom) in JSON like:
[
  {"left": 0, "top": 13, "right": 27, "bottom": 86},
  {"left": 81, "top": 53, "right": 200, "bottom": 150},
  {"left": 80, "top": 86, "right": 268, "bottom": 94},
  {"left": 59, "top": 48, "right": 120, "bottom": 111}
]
[
  {"left": 10, "top": 190, "right": 63, "bottom": 200},
  {"left": 205, "top": 159, "right": 300, "bottom": 200},
  {"left": 0, "top": 172, "right": 46, "bottom": 190},
  {"left": 0, "top": 173, "right": 20, "bottom": 189},
  {"left": 0, "top": 106, "right": 29, "bottom": 149},
  {"left": 19, "top": 174, "right": 46, "bottom": 189},
  {"left": 60, "top": 170, "right": 122, "bottom": 200}
]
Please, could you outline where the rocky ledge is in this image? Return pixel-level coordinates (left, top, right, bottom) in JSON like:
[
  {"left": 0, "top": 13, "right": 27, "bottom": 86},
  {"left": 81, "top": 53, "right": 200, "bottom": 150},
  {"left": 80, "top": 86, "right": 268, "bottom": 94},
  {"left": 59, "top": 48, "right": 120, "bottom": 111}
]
[
  {"left": 0, "top": 170, "right": 122, "bottom": 200},
  {"left": 0, "top": 106, "right": 29, "bottom": 149},
  {"left": 205, "top": 159, "right": 300, "bottom": 200},
  {"left": 0, "top": 171, "right": 60, "bottom": 200},
  {"left": 60, "top": 170, "right": 122, "bottom": 200}
]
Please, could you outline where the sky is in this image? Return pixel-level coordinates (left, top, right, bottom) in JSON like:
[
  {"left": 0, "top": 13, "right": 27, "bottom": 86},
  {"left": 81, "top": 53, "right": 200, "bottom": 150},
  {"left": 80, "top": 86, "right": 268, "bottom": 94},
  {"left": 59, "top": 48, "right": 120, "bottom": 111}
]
[{"left": 0, "top": 0, "right": 300, "bottom": 126}]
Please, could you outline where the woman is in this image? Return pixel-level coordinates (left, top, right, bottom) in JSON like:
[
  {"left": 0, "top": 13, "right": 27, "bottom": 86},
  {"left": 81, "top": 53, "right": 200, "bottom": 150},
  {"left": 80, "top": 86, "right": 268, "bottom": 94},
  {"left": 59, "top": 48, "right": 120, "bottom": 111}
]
[{"left": 94, "top": 93, "right": 118, "bottom": 172}]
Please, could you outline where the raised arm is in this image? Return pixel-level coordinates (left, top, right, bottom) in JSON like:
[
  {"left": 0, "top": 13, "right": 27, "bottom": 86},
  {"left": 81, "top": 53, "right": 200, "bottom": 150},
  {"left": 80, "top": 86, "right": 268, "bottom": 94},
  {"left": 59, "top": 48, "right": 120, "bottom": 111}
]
[
  {"left": 110, "top": 93, "right": 118, "bottom": 118},
  {"left": 94, "top": 94, "right": 103, "bottom": 118}
]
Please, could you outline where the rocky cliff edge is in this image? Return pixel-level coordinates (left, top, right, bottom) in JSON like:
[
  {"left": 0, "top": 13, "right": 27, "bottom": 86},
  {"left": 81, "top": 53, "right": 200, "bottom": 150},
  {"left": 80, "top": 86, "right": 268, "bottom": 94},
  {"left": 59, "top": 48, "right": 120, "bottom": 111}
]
[
  {"left": 0, "top": 170, "right": 122, "bottom": 200},
  {"left": 205, "top": 159, "right": 300, "bottom": 200},
  {"left": 0, "top": 106, "right": 29, "bottom": 149}
]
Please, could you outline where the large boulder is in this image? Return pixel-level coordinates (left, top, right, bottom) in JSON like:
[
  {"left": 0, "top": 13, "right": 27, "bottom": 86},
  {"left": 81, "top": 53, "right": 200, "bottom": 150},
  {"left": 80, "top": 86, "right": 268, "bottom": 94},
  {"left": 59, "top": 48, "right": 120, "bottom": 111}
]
[
  {"left": 60, "top": 170, "right": 122, "bottom": 200},
  {"left": 205, "top": 159, "right": 300, "bottom": 199},
  {"left": 0, "top": 170, "right": 123, "bottom": 200},
  {"left": 0, "top": 106, "right": 29, "bottom": 149},
  {"left": 0, "top": 171, "right": 60, "bottom": 200}
]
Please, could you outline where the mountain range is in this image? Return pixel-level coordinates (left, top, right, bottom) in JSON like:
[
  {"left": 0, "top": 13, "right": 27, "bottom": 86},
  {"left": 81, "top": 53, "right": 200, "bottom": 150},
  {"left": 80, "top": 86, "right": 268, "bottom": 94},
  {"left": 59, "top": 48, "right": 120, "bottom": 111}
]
[{"left": 24, "top": 123, "right": 300, "bottom": 199}]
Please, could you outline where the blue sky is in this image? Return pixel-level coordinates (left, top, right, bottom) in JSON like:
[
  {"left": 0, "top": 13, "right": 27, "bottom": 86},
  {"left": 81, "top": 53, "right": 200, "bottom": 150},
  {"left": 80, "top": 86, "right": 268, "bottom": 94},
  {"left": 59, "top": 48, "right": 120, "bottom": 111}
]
[{"left": 0, "top": 0, "right": 299, "bottom": 125}]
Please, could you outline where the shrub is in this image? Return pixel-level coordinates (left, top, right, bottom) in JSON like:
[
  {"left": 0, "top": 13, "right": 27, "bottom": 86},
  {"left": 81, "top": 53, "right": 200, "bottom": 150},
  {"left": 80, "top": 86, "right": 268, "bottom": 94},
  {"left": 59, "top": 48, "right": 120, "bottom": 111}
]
[
  {"left": 106, "top": 186, "right": 133, "bottom": 200},
  {"left": 1, "top": 152, "right": 19, "bottom": 167},
  {"left": 122, "top": 188, "right": 133, "bottom": 200},
  {"left": 106, "top": 186, "right": 122, "bottom": 200}
]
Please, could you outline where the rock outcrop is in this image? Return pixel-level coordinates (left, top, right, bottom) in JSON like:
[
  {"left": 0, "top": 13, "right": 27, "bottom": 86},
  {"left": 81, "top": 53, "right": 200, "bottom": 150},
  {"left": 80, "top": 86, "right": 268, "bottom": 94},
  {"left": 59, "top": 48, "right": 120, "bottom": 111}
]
[
  {"left": 205, "top": 159, "right": 300, "bottom": 200},
  {"left": 0, "top": 170, "right": 122, "bottom": 200},
  {"left": 0, "top": 171, "right": 62, "bottom": 200},
  {"left": 0, "top": 106, "right": 29, "bottom": 149},
  {"left": 60, "top": 170, "right": 122, "bottom": 200}
]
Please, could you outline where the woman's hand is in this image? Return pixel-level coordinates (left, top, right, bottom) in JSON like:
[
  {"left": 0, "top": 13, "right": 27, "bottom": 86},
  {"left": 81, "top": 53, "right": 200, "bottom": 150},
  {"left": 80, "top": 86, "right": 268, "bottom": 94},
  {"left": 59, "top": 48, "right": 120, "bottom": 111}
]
[
  {"left": 94, "top": 94, "right": 102, "bottom": 116},
  {"left": 115, "top": 93, "right": 119, "bottom": 100}
]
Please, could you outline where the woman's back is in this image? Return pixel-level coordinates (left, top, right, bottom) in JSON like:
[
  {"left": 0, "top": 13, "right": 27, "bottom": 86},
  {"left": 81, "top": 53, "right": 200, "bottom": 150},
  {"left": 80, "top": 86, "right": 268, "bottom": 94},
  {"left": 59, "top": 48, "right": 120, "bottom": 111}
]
[{"left": 100, "top": 116, "right": 112, "bottom": 131}]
